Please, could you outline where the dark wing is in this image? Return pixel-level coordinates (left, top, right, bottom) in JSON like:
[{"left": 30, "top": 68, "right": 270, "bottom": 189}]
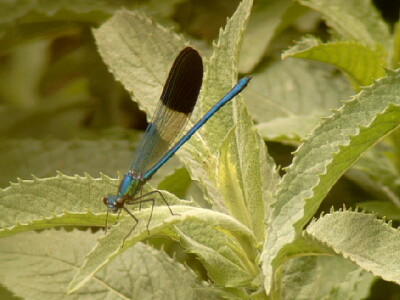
[{"left": 130, "top": 47, "right": 203, "bottom": 176}]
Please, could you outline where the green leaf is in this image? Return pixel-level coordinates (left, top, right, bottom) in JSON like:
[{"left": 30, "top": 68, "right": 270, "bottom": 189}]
[
  {"left": 157, "top": 167, "right": 192, "bottom": 199},
  {"left": 297, "top": 0, "right": 390, "bottom": 47},
  {"left": 93, "top": 10, "right": 186, "bottom": 118},
  {"left": 243, "top": 58, "right": 352, "bottom": 141},
  {"left": 239, "top": 0, "right": 293, "bottom": 73},
  {"left": 281, "top": 256, "right": 374, "bottom": 300},
  {"left": 0, "top": 174, "right": 113, "bottom": 237},
  {"left": 306, "top": 210, "right": 400, "bottom": 286},
  {"left": 0, "top": 229, "right": 219, "bottom": 299},
  {"left": 347, "top": 144, "right": 400, "bottom": 204},
  {"left": 256, "top": 115, "right": 320, "bottom": 143},
  {"left": 262, "top": 69, "right": 400, "bottom": 293},
  {"left": 0, "top": 172, "right": 192, "bottom": 238},
  {"left": 283, "top": 38, "right": 387, "bottom": 88},
  {"left": 217, "top": 114, "right": 279, "bottom": 242},
  {"left": 68, "top": 206, "right": 254, "bottom": 293},
  {"left": 176, "top": 219, "right": 257, "bottom": 287},
  {"left": 168, "top": 0, "right": 257, "bottom": 213}
]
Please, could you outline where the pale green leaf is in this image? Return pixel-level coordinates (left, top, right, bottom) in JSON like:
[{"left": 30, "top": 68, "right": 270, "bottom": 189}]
[
  {"left": 171, "top": 0, "right": 255, "bottom": 212},
  {"left": 68, "top": 206, "right": 254, "bottom": 292},
  {"left": 256, "top": 115, "right": 320, "bottom": 143},
  {"left": 0, "top": 174, "right": 111, "bottom": 234},
  {"left": 347, "top": 144, "right": 400, "bottom": 204},
  {"left": 0, "top": 173, "right": 190, "bottom": 238},
  {"left": 217, "top": 112, "right": 279, "bottom": 242},
  {"left": 0, "top": 229, "right": 103, "bottom": 299},
  {"left": 0, "top": 229, "right": 218, "bottom": 299},
  {"left": 297, "top": 0, "right": 390, "bottom": 47},
  {"left": 93, "top": 2, "right": 257, "bottom": 216},
  {"left": 262, "top": 69, "right": 400, "bottom": 293},
  {"left": 327, "top": 268, "right": 375, "bottom": 300},
  {"left": 306, "top": 210, "right": 400, "bottom": 285},
  {"left": 244, "top": 58, "right": 351, "bottom": 123},
  {"left": 281, "top": 256, "right": 374, "bottom": 300},
  {"left": 239, "top": 0, "right": 293, "bottom": 73},
  {"left": 283, "top": 38, "right": 387, "bottom": 87},
  {"left": 243, "top": 58, "right": 352, "bottom": 141},
  {"left": 176, "top": 220, "right": 257, "bottom": 287},
  {"left": 93, "top": 10, "right": 186, "bottom": 118}
]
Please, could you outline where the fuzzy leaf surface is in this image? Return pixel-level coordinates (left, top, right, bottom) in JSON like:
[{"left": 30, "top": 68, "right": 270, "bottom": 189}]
[
  {"left": 262, "top": 69, "right": 400, "bottom": 293},
  {"left": 306, "top": 210, "right": 400, "bottom": 285}
]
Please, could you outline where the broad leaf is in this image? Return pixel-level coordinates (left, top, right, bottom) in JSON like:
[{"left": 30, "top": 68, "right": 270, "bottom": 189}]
[
  {"left": 0, "top": 173, "right": 190, "bottom": 238},
  {"left": 281, "top": 256, "right": 374, "bottom": 300},
  {"left": 239, "top": 0, "right": 293, "bottom": 73},
  {"left": 297, "top": 0, "right": 390, "bottom": 47},
  {"left": 283, "top": 38, "right": 387, "bottom": 88},
  {"left": 0, "top": 229, "right": 219, "bottom": 299},
  {"left": 244, "top": 58, "right": 352, "bottom": 141},
  {"left": 306, "top": 210, "right": 400, "bottom": 285},
  {"left": 68, "top": 206, "right": 254, "bottom": 292},
  {"left": 262, "top": 69, "right": 400, "bottom": 293}
]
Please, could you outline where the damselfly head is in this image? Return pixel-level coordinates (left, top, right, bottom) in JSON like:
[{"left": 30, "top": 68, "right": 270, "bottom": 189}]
[{"left": 103, "top": 195, "right": 119, "bottom": 213}]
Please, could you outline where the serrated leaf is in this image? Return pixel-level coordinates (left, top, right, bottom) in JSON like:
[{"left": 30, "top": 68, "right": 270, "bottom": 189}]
[
  {"left": 283, "top": 38, "right": 387, "bottom": 88},
  {"left": 0, "top": 173, "right": 190, "bottom": 237},
  {"left": 262, "top": 69, "right": 400, "bottom": 293},
  {"left": 179, "top": 0, "right": 255, "bottom": 212},
  {"left": 0, "top": 229, "right": 218, "bottom": 299},
  {"left": 95, "top": 3, "right": 258, "bottom": 216},
  {"left": 306, "top": 210, "right": 400, "bottom": 285},
  {"left": 297, "top": 0, "right": 390, "bottom": 47},
  {"left": 0, "top": 137, "right": 182, "bottom": 189},
  {"left": 0, "top": 174, "right": 114, "bottom": 236},
  {"left": 68, "top": 206, "right": 254, "bottom": 292},
  {"left": 281, "top": 256, "right": 374, "bottom": 300},
  {"left": 356, "top": 201, "right": 400, "bottom": 220}
]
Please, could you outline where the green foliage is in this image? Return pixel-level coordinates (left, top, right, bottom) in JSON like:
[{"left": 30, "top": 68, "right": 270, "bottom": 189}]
[{"left": 1, "top": 0, "right": 400, "bottom": 299}]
